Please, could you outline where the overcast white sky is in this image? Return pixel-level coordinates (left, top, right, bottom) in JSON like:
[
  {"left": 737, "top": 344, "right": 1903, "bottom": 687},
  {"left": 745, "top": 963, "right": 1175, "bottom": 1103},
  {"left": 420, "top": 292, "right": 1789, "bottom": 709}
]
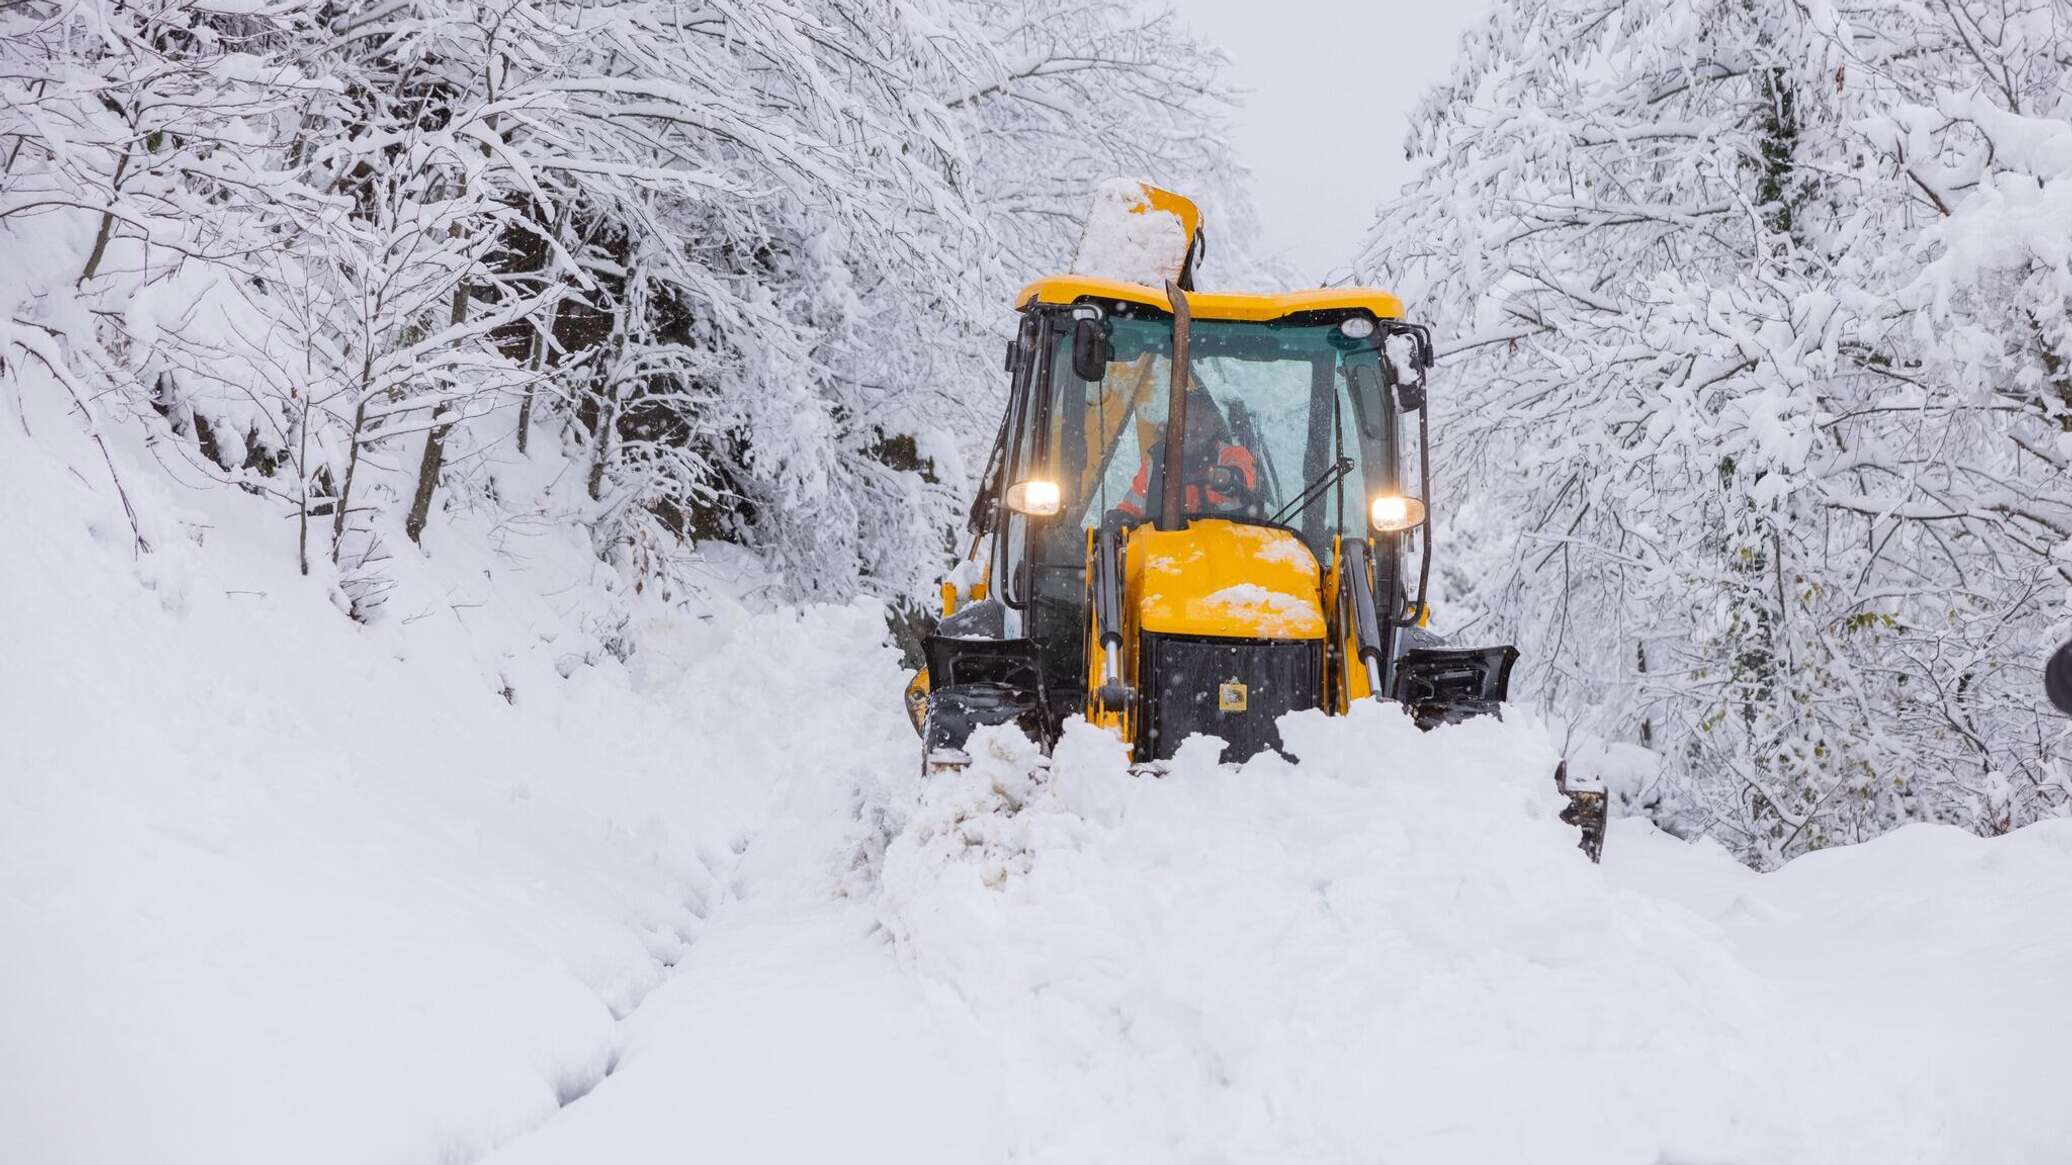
[{"left": 1169, "top": 0, "right": 1492, "bottom": 284}]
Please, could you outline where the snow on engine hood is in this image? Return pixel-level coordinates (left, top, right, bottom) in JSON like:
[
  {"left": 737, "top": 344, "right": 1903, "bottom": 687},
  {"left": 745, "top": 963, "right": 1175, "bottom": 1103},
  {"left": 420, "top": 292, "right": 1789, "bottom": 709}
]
[{"left": 1128, "top": 519, "right": 1326, "bottom": 640}]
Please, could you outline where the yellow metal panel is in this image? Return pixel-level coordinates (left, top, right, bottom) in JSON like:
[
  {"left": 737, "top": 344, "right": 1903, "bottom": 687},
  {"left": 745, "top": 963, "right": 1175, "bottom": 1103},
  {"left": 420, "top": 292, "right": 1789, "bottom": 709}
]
[
  {"left": 1126, "top": 520, "right": 1327, "bottom": 640},
  {"left": 1016, "top": 274, "right": 1405, "bottom": 323},
  {"left": 1138, "top": 184, "right": 1202, "bottom": 245}
]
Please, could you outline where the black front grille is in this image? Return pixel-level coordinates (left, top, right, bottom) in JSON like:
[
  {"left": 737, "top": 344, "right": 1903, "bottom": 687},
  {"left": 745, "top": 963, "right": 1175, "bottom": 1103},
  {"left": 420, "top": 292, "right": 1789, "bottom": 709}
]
[{"left": 1140, "top": 634, "right": 1322, "bottom": 762}]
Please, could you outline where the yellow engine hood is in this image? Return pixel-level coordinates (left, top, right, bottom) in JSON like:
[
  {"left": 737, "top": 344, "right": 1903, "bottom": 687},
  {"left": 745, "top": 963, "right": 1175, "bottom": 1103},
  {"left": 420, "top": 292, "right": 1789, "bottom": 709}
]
[{"left": 1126, "top": 520, "right": 1326, "bottom": 640}]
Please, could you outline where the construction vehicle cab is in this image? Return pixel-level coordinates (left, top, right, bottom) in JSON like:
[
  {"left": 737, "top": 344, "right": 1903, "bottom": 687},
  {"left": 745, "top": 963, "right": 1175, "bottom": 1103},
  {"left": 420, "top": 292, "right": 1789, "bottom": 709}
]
[{"left": 906, "top": 184, "right": 1606, "bottom": 860}]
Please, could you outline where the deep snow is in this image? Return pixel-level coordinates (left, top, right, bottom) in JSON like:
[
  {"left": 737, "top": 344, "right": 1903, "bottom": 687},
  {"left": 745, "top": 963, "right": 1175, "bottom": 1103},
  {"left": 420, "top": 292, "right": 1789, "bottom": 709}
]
[
  {"left": 6, "top": 383, "right": 2072, "bottom": 1165},
  {"left": 0, "top": 377, "right": 910, "bottom": 1162},
  {"left": 875, "top": 717, "right": 2072, "bottom": 1164}
]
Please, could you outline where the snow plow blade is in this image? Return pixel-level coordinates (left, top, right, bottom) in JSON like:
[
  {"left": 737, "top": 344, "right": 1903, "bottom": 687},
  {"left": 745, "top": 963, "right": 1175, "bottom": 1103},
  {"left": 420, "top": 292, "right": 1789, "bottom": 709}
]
[{"left": 1393, "top": 645, "right": 1518, "bottom": 728}]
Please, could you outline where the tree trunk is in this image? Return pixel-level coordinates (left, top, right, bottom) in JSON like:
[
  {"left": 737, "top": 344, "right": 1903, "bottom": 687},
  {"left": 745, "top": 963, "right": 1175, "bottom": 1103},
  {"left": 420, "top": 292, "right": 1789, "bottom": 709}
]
[
  {"left": 331, "top": 394, "right": 370, "bottom": 562},
  {"left": 407, "top": 240, "right": 473, "bottom": 545},
  {"left": 77, "top": 151, "right": 131, "bottom": 285},
  {"left": 516, "top": 319, "right": 547, "bottom": 454},
  {"left": 297, "top": 397, "right": 312, "bottom": 576},
  {"left": 587, "top": 379, "right": 616, "bottom": 502},
  {"left": 1636, "top": 640, "right": 1652, "bottom": 749},
  {"left": 404, "top": 410, "right": 452, "bottom": 544}
]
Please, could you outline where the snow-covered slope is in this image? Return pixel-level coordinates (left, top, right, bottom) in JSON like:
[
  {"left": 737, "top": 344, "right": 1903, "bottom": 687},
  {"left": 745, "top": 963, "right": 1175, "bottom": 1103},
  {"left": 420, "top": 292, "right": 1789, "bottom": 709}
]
[
  {"left": 6, "top": 386, "right": 2072, "bottom": 1165},
  {"left": 0, "top": 392, "right": 909, "bottom": 1163}
]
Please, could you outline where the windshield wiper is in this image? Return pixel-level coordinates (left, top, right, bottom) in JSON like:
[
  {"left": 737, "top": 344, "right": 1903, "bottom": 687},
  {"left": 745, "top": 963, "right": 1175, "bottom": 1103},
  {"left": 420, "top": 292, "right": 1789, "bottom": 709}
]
[{"left": 1269, "top": 456, "right": 1354, "bottom": 527}]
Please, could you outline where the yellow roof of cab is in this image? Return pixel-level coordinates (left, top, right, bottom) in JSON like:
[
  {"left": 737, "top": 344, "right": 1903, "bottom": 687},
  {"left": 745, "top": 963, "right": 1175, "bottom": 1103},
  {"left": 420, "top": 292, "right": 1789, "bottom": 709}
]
[{"left": 1016, "top": 274, "right": 1404, "bottom": 322}]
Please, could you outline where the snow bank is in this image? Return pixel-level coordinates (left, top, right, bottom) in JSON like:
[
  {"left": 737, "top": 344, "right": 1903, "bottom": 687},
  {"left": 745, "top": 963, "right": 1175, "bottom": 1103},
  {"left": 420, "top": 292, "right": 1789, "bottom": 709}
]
[
  {"left": 477, "top": 639, "right": 1002, "bottom": 1165},
  {"left": 0, "top": 382, "right": 903, "bottom": 1165},
  {"left": 879, "top": 708, "right": 2072, "bottom": 1164}
]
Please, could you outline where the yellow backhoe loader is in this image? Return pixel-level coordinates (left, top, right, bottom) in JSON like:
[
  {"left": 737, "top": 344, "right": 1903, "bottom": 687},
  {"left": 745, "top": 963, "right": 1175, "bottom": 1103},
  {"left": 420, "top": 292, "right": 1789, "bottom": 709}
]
[{"left": 903, "top": 184, "right": 1605, "bottom": 861}]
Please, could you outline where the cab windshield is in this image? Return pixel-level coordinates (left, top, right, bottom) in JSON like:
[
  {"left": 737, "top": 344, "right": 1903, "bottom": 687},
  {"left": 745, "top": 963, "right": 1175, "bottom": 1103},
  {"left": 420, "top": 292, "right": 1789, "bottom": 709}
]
[{"left": 1032, "top": 312, "right": 1395, "bottom": 562}]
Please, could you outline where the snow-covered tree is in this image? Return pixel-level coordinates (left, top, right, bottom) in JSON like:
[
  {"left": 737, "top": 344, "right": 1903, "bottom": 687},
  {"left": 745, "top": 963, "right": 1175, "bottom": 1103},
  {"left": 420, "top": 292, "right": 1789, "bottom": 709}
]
[
  {"left": 1360, "top": 0, "right": 2072, "bottom": 863},
  {"left": 3, "top": 0, "right": 1246, "bottom": 611}
]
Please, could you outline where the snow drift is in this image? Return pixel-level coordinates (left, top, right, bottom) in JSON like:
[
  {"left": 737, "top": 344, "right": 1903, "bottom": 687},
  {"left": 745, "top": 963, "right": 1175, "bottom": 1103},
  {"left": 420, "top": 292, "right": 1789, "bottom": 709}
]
[
  {"left": 0, "top": 386, "right": 908, "bottom": 1164},
  {"left": 6, "top": 352, "right": 2071, "bottom": 1165},
  {"left": 876, "top": 711, "right": 2072, "bottom": 1165}
]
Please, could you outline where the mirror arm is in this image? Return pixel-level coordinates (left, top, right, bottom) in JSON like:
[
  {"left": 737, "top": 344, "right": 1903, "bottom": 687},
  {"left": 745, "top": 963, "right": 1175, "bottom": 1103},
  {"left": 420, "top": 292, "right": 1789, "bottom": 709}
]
[
  {"left": 1397, "top": 391, "right": 1434, "bottom": 628},
  {"left": 1374, "top": 321, "right": 1435, "bottom": 629}
]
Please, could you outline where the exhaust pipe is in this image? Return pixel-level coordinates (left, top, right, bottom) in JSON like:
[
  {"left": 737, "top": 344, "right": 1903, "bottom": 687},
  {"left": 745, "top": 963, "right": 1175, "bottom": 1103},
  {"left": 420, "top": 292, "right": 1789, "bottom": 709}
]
[{"left": 1157, "top": 279, "right": 1193, "bottom": 532}]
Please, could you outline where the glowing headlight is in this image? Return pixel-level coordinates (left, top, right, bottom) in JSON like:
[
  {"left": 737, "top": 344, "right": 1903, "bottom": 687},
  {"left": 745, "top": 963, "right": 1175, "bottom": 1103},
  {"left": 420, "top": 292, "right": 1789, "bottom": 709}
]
[
  {"left": 1338, "top": 316, "right": 1377, "bottom": 339},
  {"left": 1369, "top": 494, "right": 1427, "bottom": 533},
  {"left": 1005, "top": 479, "right": 1062, "bottom": 516}
]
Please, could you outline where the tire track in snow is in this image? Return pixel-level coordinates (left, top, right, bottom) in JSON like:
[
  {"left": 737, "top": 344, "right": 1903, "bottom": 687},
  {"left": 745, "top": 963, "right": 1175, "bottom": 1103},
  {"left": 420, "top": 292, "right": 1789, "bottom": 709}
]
[{"left": 534, "top": 830, "right": 755, "bottom": 1118}]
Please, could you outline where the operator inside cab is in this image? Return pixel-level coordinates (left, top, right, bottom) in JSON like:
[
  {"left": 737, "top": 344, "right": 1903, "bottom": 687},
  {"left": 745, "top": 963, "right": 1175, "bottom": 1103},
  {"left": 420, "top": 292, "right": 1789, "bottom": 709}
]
[{"left": 1103, "top": 387, "right": 1259, "bottom": 532}]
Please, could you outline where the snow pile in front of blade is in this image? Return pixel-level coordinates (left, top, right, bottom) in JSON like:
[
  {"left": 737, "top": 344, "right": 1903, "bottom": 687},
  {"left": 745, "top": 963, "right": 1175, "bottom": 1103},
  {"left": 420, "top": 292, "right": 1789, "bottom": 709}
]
[{"left": 877, "top": 703, "right": 2072, "bottom": 1164}]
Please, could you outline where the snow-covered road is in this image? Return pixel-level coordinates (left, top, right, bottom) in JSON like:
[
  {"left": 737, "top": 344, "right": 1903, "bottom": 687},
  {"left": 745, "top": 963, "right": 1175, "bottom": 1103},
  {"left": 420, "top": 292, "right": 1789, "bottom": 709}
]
[
  {"left": 7, "top": 408, "right": 2072, "bottom": 1165},
  {"left": 482, "top": 754, "right": 1005, "bottom": 1165},
  {"left": 492, "top": 690, "right": 2072, "bottom": 1165}
]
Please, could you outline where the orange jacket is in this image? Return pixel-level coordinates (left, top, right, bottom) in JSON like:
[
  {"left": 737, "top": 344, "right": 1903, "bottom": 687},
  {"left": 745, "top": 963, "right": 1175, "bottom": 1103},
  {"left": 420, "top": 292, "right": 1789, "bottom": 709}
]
[{"left": 1113, "top": 444, "right": 1258, "bottom": 519}]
